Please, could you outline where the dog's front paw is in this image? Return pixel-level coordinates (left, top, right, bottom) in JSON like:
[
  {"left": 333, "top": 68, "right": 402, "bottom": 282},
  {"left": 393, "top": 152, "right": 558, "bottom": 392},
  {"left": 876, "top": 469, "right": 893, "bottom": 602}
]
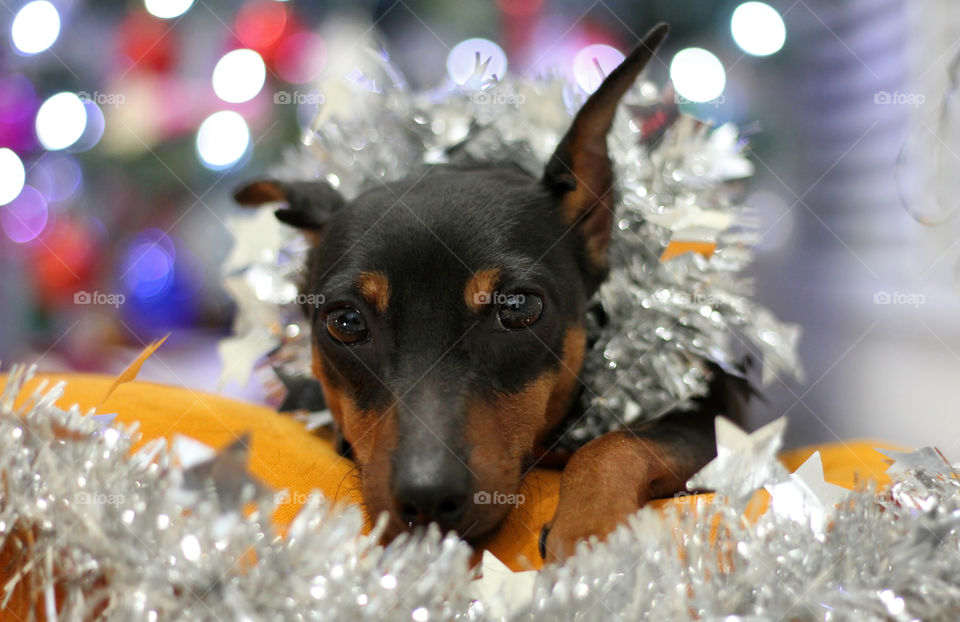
[{"left": 540, "top": 432, "right": 657, "bottom": 563}]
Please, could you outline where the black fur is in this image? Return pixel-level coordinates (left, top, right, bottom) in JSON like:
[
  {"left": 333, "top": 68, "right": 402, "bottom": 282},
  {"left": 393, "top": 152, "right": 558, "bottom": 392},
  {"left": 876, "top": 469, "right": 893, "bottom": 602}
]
[{"left": 233, "top": 23, "right": 748, "bottom": 548}]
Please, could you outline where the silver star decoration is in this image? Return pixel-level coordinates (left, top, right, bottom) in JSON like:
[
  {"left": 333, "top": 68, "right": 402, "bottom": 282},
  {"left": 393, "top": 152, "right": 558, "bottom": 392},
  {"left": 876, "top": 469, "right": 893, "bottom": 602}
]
[
  {"left": 687, "top": 416, "right": 789, "bottom": 507},
  {"left": 222, "top": 207, "right": 287, "bottom": 274},
  {"left": 468, "top": 550, "right": 537, "bottom": 619},
  {"left": 877, "top": 446, "right": 956, "bottom": 479},
  {"left": 180, "top": 434, "right": 269, "bottom": 511},
  {"left": 764, "top": 450, "right": 848, "bottom": 536},
  {"left": 217, "top": 327, "right": 278, "bottom": 389}
]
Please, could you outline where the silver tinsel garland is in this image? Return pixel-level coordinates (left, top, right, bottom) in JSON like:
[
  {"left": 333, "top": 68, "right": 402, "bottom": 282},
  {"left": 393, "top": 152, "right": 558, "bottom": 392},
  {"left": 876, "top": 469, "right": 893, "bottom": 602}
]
[
  {"left": 4, "top": 364, "right": 960, "bottom": 620},
  {"left": 219, "top": 46, "right": 803, "bottom": 449}
]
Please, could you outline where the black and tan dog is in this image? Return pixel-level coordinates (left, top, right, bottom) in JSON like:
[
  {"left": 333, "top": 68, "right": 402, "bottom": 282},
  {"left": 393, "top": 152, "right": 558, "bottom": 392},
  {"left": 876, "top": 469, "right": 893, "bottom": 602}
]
[{"left": 235, "top": 23, "right": 746, "bottom": 563}]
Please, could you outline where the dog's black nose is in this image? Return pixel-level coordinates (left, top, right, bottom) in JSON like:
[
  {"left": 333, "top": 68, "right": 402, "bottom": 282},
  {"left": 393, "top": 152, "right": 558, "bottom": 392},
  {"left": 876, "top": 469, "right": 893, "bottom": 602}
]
[{"left": 392, "top": 454, "right": 471, "bottom": 529}]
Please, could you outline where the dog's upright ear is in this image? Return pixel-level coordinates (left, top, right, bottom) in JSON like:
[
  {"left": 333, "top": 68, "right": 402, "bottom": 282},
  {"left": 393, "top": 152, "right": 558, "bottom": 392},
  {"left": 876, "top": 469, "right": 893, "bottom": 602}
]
[
  {"left": 233, "top": 179, "right": 345, "bottom": 236},
  {"left": 543, "top": 23, "right": 669, "bottom": 288}
]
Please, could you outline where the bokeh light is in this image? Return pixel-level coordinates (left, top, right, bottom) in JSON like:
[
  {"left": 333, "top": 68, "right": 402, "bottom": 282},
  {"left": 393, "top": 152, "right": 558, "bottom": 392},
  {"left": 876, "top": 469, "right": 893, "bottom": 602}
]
[
  {"left": 11, "top": 1, "right": 60, "bottom": 55},
  {"left": 670, "top": 48, "right": 726, "bottom": 103},
  {"left": 446, "top": 38, "right": 508, "bottom": 86},
  {"left": 196, "top": 111, "right": 250, "bottom": 170},
  {"left": 495, "top": 0, "right": 543, "bottom": 17},
  {"left": 0, "top": 185, "right": 48, "bottom": 243},
  {"left": 275, "top": 32, "right": 327, "bottom": 84},
  {"left": 144, "top": 0, "right": 194, "bottom": 20},
  {"left": 30, "top": 154, "right": 83, "bottom": 203},
  {"left": 70, "top": 99, "right": 106, "bottom": 152},
  {"left": 731, "top": 2, "right": 786, "bottom": 56},
  {"left": 36, "top": 92, "right": 87, "bottom": 151},
  {"left": 30, "top": 220, "right": 95, "bottom": 301},
  {"left": 236, "top": 1, "right": 288, "bottom": 51},
  {"left": 0, "top": 148, "right": 26, "bottom": 206},
  {"left": 122, "top": 230, "right": 176, "bottom": 300},
  {"left": 212, "top": 48, "right": 267, "bottom": 103},
  {"left": 573, "top": 44, "right": 625, "bottom": 93}
]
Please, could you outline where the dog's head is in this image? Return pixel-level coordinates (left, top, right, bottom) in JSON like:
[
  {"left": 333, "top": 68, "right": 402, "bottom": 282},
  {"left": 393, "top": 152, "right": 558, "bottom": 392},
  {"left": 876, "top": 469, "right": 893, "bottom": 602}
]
[{"left": 235, "top": 24, "right": 668, "bottom": 542}]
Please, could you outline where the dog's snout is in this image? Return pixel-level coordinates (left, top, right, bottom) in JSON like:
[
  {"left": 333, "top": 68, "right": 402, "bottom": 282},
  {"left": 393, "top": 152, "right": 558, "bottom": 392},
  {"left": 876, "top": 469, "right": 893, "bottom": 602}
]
[{"left": 392, "top": 453, "right": 471, "bottom": 530}]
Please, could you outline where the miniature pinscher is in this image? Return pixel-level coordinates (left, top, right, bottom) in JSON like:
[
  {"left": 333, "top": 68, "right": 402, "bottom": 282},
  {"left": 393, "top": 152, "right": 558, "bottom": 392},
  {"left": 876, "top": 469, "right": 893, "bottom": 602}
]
[{"left": 234, "top": 24, "right": 746, "bottom": 563}]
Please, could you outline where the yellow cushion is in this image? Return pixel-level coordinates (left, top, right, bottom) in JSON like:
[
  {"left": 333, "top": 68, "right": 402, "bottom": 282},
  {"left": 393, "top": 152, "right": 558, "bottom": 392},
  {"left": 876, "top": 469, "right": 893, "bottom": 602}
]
[{"left": 9, "top": 373, "right": 899, "bottom": 572}]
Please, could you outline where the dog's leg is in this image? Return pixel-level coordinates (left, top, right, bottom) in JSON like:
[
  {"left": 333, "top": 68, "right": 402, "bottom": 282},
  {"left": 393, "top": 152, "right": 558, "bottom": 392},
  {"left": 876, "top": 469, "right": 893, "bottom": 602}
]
[{"left": 540, "top": 370, "right": 748, "bottom": 563}]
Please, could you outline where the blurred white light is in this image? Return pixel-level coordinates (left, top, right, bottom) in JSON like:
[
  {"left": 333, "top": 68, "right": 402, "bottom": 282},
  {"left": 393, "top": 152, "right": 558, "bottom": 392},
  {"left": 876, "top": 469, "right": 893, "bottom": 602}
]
[
  {"left": 670, "top": 48, "right": 726, "bottom": 103},
  {"left": 731, "top": 2, "right": 786, "bottom": 56},
  {"left": 446, "top": 38, "right": 507, "bottom": 86},
  {"left": 0, "top": 149, "right": 26, "bottom": 205},
  {"left": 35, "top": 92, "right": 88, "bottom": 151},
  {"left": 196, "top": 111, "right": 250, "bottom": 170},
  {"left": 212, "top": 49, "right": 266, "bottom": 104},
  {"left": 11, "top": 1, "right": 61, "bottom": 55},
  {"left": 71, "top": 100, "right": 105, "bottom": 152},
  {"left": 144, "top": 0, "right": 194, "bottom": 19},
  {"left": 573, "top": 44, "right": 625, "bottom": 94}
]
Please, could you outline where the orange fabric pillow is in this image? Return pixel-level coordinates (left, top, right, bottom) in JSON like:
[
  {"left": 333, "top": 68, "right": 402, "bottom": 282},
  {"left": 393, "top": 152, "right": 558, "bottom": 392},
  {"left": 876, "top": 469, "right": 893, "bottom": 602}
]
[{"left": 9, "top": 373, "right": 898, "bottom": 572}]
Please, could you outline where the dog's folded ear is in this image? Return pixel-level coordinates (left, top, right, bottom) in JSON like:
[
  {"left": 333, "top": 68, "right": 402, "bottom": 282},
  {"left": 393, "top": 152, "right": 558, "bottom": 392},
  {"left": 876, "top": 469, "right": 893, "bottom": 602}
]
[
  {"left": 233, "top": 179, "right": 345, "bottom": 233},
  {"left": 543, "top": 23, "right": 669, "bottom": 285}
]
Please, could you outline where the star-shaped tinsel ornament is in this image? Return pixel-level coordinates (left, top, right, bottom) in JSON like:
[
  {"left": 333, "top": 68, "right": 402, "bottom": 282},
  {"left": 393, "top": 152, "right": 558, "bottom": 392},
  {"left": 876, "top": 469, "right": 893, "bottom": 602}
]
[
  {"left": 876, "top": 446, "right": 957, "bottom": 479},
  {"left": 687, "top": 416, "right": 789, "bottom": 508},
  {"left": 468, "top": 550, "right": 537, "bottom": 619},
  {"left": 876, "top": 446, "right": 959, "bottom": 510},
  {"left": 222, "top": 207, "right": 288, "bottom": 274},
  {"left": 178, "top": 434, "right": 270, "bottom": 511},
  {"left": 217, "top": 327, "right": 278, "bottom": 390},
  {"left": 764, "top": 451, "right": 848, "bottom": 536}
]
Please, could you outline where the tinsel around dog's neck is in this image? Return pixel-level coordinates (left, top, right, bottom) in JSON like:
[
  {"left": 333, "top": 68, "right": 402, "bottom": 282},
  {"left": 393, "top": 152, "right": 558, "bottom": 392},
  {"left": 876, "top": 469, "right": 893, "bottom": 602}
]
[{"left": 219, "top": 47, "right": 803, "bottom": 449}]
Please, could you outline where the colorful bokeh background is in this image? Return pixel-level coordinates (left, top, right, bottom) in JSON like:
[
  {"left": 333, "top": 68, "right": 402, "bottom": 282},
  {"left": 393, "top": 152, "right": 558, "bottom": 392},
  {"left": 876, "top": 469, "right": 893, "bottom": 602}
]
[{"left": 1, "top": 0, "right": 958, "bottom": 454}]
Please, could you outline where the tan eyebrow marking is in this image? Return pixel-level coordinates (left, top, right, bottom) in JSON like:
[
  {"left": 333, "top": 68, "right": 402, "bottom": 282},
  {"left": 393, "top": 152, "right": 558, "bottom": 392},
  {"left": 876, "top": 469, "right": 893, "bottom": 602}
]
[
  {"left": 355, "top": 271, "right": 390, "bottom": 314},
  {"left": 464, "top": 267, "right": 503, "bottom": 313}
]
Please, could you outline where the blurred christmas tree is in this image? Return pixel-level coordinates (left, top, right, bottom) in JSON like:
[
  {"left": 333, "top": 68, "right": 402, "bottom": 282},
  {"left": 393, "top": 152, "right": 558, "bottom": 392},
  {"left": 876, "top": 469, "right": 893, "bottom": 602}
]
[{"left": 0, "top": 0, "right": 775, "bottom": 379}]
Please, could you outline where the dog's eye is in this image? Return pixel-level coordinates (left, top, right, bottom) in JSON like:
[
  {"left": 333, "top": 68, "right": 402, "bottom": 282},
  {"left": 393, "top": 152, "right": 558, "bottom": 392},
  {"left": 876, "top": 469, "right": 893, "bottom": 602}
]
[
  {"left": 496, "top": 293, "right": 543, "bottom": 330},
  {"left": 325, "top": 306, "right": 369, "bottom": 344}
]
